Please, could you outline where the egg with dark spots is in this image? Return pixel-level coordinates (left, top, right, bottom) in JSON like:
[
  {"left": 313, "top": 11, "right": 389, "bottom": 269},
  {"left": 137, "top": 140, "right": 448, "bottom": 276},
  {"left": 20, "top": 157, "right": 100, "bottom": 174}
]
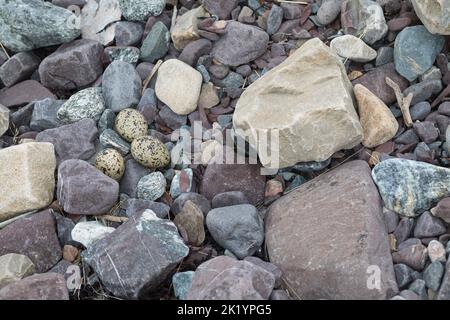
[
  {"left": 94, "top": 148, "right": 125, "bottom": 180},
  {"left": 131, "top": 135, "right": 170, "bottom": 169},
  {"left": 114, "top": 108, "right": 148, "bottom": 142}
]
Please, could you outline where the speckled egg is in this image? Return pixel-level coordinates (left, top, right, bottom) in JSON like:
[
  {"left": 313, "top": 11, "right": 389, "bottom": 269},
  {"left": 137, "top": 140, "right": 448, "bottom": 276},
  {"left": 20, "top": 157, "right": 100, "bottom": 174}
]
[
  {"left": 114, "top": 108, "right": 148, "bottom": 142},
  {"left": 131, "top": 135, "right": 170, "bottom": 169},
  {"left": 94, "top": 148, "right": 125, "bottom": 180}
]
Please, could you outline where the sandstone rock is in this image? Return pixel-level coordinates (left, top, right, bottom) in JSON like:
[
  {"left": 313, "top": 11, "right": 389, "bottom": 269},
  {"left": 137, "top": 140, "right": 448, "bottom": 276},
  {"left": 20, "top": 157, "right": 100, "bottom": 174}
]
[
  {"left": 0, "top": 254, "right": 35, "bottom": 289},
  {"left": 171, "top": 6, "right": 209, "bottom": 50},
  {"left": 354, "top": 84, "right": 398, "bottom": 148},
  {"left": 57, "top": 159, "right": 119, "bottom": 215},
  {"left": 233, "top": 38, "right": 363, "bottom": 168},
  {"left": 198, "top": 82, "right": 220, "bottom": 109},
  {"left": 39, "top": 39, "right": 104, "bottom": 90},
  {"left": 411, "top": 0, "right": 450, "bottom": 35},
  {"left": 186, "top": 256, "right": 276, "bottom": 300},
  {"left": 0, "top": 142, "right": 56, "bottom": 222},
  {"left": 265, "top": 160, "right": 398, "bottom": 299},
  {"left": 0, "top": 210, "right": 62, "bottom": 273},
  {"left": 36, "top": 118, "right": 98, "bottom": 164},
  {"left": 212, "top": 21, "right": 269, "bottom": 67},
  {"left": 330, "top": 35, "right": 377, "bottom": 63},
  {"left": 0, "top": 80, "right": 55, "bottom": 108},
  {"left": 173, "top": 200, "right": 205, "bottom": 246},
  {"left": 83, "top": 210, "right": 189, "bottom": 299},
  {"left": 80, "top": 0, "right": 122, "bottom": 45},
  {"left": 155, "top": 59, "right": 202, "bottom": 115},
  {"left": 0, "top": 0, "right": 81, "bottom": 52},
  {"left": 0, "top": 273, "right": 69, "bottom": 300},
  {"left": 372, "top": 159, "right": 450, "bottom": 217}
]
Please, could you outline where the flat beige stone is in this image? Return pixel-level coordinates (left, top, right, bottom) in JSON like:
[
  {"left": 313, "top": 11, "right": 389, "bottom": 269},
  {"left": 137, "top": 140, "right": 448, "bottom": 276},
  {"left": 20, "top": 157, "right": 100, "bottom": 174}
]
[
  {"left": 330, "top": 35, "right": 377, "bottom": 63},
  {"left": 155, "top": 59, "right": 203, "bottom": 115},
  {"left": 0, "top": 142, "right": 56, "bottom": 222},
  {"left": 171, "top": 6, "right": 209, "bottom": 50},
  {"left": 233, "top": 38, "right": 363, "bottom": 169},
  {"left": 354, "top": 84, "right": 399, "bottom": 148},
  {"left": 198, "top": 82, "right": 220, "bottom": 109},
  {"left": 411, "top": 0, "right": 450, "bottom": 35},
  {"left": 0, "top": 253, "right": 35, "bottom": 289}
]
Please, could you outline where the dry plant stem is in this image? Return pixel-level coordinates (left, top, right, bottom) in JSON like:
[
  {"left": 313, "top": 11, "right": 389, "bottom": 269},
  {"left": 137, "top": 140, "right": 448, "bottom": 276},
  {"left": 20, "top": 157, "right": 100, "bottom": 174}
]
[
  {"left": 0, "top": 41, "right": 10, "bottom": 59},
  {"left": 432, "top": 83, "right": 450, "bottom": 108},
  {"left": 0, "top": 211, "right": 36, "bottom": 229},
  {"left": 142, "top": 59, "right": 163, "bottom": 94},
  {"left": 170, "top": 2, "right": 178, "bottom": 32},
  {"left": 385, "top": 76, "right": 413, "bottom": 127},
  {"left": 99, "top": 215, "right": 128, "bottom": 223}
]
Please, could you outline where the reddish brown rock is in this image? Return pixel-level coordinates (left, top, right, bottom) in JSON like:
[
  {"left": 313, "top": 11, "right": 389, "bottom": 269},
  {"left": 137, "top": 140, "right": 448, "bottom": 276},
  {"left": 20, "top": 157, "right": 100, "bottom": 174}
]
[
  {"left": 352, "top": 63, "right": 408, "bottom": 105},
  {"left": 186, "top": 256, "right": 276, "bottom": 300},
  {"left": 0, "top": 210, "right": 62, "bottom": 273},
  {"left": 0, "top": 80, "right": 55, "bottom": 108},
  {"left": 265, "top": 160, "right": 398, "bottom": 300},
  {"left": 0, "top": 273, "right": 69, "bottom": 300},
  {"left": 200, "top": 163, "right": 266, "bottom": 205}
]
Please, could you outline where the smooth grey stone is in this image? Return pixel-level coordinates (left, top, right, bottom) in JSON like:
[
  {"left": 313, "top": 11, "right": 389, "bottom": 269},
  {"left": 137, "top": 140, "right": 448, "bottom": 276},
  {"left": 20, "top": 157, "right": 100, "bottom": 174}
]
[
  {"left": 423, "top": 261, "right": 444, "bottom": 291},
  {"left": 102, "top": 61, "right": 142, "bottom": 112},
  {"left": 206, "top": 204, "right": 264, "bottom": 259},
  {"left": 211, "top": 191, "right": 250, "bottom": 208},
  {"left": 394, "top": 264, "right": 414, "bottom": 289},
  {"left": 99, "top": 129, "right": 131, "bottom": 155},
  {"left": 120, "top": 159, "right": 150, "bottom": 198}
]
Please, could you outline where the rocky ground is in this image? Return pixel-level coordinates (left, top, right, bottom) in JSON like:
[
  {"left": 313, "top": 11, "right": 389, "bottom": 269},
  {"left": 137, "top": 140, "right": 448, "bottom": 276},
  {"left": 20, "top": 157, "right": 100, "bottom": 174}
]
[{"left": 0, "top": 0, "right": 450, "bottom": 301}]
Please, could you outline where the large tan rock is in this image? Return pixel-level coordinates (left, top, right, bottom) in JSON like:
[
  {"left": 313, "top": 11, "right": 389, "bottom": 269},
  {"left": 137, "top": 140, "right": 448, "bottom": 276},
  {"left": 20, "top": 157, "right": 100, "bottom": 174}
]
[
  {"left": 265, "top": 160, "right": 398, "bottom": 300},
  {"left": 411, "top": 0, "right": 450, "bottom": 35},
  {"left": 354, "top": 84, "right": 399, "bottom": 148},
  {"left": 233, "top": 38, "right": 363, "bottom": 169},
  {"left": 0, "top": 142, "right": 56, "bottom": 222},
  {"left": 155, "top": 59, "right": 203, "bottom": 115},
  {"left": 171, "top": 6, "right": 209, "bottom": 50}
]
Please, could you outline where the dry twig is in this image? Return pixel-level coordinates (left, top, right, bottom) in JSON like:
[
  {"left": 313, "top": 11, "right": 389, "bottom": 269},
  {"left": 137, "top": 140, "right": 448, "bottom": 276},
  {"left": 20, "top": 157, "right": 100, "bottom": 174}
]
[
  {"left": 99, "top": 215, "right": 129, "bottom": 223},
  {"left": 142, "top": 59, "right": 163, "bottom": 94},
  {"left": 0, "top": 41, "right": 10, "bottom": 59},
  {"left": 386, "top": 76, "right": 413, "bottom": 127}
]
